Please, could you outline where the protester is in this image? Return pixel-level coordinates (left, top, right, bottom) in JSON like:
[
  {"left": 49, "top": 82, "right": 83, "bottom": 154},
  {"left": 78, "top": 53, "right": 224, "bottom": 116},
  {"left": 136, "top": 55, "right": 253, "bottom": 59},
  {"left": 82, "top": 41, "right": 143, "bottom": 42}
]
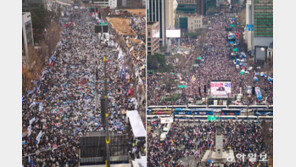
[
  {"left": 148, "top": 119, "right": 271, "bottom": 167},
  {"left": 22, "top": 4, "right": 146, "bottom": 166},
  {"left": 148, "top": 14, "right": 273, "bottom": 106}
]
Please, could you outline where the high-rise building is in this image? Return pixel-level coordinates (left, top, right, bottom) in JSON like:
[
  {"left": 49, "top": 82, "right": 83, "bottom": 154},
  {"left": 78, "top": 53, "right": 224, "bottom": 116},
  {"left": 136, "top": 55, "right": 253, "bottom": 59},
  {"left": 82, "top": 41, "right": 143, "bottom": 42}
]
[
  {"left": 22, "top": 12, "right": 34, "bottom": 58},
  {"left": 165, "top": 0, "right": 175, "bottom": 29},
  {"left": 147, "top": 22, "right": 160, "bottom": 55},
  {"left": 253, "top": 0, "right": 273, "bottom": 38},
  {"left": 176, "top": 0, "right": 197, "bottom": 14},
  {"left": 196, "top": 0, "right": 206, "bottom": 15},
  {"left": 245, "top": 0, "right": 273, "bottom": 61},
  {"left": 147, "top": 0, "right": 166, "bottom": 47}
]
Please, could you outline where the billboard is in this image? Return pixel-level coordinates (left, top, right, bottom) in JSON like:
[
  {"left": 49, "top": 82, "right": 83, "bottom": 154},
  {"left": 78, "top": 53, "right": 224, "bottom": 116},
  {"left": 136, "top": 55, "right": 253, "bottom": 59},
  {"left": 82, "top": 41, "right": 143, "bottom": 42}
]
[
  {"left": 160, "top": 117, "right": 173, "bottom": 124},
  {"left": 210, "top": 81, "right": 232, "bottom": 98},
  {"left": 166, "top": 29, "right": 181, "bottom": 38}
]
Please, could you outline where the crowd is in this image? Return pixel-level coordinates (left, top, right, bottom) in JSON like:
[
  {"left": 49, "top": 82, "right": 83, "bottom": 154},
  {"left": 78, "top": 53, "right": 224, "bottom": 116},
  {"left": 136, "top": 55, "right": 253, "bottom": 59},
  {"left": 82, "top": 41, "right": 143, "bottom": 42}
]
[
  {"left": 22, "top": 5, "right": 145, "bottom": 166},
  {"left": 147, "top": 14, "right": 273, "bottom": 106},
  {"left": 148, "top": 119, "right": 271, "bottom": 167}
]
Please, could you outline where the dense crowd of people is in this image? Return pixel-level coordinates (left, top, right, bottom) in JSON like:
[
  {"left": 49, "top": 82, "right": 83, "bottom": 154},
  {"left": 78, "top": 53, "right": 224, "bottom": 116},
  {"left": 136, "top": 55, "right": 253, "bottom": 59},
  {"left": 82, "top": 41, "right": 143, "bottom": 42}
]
[
  {"left": 148, "top": 13, "right": 273, "bottom": 106},
  {"left": 148, "top": 119, "right": 271, "bottom": 167},
  {"left": 22, "top": 4, "right": 145, "bottom": 166}
]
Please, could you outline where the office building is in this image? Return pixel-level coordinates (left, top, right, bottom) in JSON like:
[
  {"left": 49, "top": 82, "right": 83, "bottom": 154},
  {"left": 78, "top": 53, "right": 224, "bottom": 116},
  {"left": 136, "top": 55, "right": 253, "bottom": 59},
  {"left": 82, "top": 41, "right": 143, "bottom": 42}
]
[
  {"left": 147, "top": 0, "right": 166, "bottom": 47},
  {"left": 22, "top": 12, "right": 34, "bottom": 58},
  {"left": 176, "top": 0, "right": 206, "bottom": 15},
  {"left": 187, "top": 14, "right": 203, "bottom": 32},
  {"left": 165, "top": 0, "right": 175, "bottom": 29},
  {"left": 176, "top": 0, "right": 197, "bottom": 14},
  {"left": 175, "top": 13, "right": 202, "bottom": 32},
  {"left": 245, "top": 0, "right": 273, "bottom": 61},
  {"left": 147, "top": 22, "right": 160, "bottom": 55}
]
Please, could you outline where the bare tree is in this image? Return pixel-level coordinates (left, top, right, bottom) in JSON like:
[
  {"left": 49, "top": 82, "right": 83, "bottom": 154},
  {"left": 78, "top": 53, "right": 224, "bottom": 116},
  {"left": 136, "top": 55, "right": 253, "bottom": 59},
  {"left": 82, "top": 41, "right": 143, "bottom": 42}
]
[{"left": 44, "top": 21, "right": 61, "bottom": 58}]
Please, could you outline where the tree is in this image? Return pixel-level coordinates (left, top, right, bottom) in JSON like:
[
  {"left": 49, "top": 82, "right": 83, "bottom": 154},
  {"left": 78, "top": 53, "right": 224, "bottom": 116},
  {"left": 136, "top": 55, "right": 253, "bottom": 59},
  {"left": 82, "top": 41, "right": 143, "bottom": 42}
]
[
  {"left": 44, "top": 22, "right": 61, "bottom": 56},
  {"left": 147, "top": 53, "right": 172, "bottom": 72},
  {"left": 22, "top": 45, "right": 43, "bottom": 91},
  {"left": 30, "top": 5, "right": 52, "bottom": 42}
]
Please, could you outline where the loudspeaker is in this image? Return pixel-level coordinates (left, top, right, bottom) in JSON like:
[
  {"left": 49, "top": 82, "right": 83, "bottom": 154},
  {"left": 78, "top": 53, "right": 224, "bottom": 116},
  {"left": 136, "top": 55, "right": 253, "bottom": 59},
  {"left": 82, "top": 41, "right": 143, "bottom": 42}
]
[
  {"left": 95, "top": 26, "right": 102, "bottom": 33},
  {"left": 252, "top": 87, "right": 255, "bottom": 95},
  {"left": 204, "top": 85, "right": 207, "bottom": 94}
]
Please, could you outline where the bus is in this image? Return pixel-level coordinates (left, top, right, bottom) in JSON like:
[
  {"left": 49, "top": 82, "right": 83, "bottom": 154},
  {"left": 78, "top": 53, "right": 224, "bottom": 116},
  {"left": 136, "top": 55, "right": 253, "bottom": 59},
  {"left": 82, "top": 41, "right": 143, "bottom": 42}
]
[
  {"left": 221, "top": 109, "right": 241, "bottom": 115},
  {"left": 253, "top": 109, "right": 273, "bottom": 116},
  {"left": 149, "top": 108, "right": 172, "bottom": 115}
]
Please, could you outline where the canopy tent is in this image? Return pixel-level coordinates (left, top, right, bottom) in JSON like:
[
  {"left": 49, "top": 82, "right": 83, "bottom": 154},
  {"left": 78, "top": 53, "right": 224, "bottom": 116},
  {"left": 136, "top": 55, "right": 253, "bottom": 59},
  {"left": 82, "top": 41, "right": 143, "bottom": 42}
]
[
  {"left": 126, "top": 110, "right": 146, "bottom": 138},
  {"left": 134, "top": 156, "right": 147, "bottom": 167}
]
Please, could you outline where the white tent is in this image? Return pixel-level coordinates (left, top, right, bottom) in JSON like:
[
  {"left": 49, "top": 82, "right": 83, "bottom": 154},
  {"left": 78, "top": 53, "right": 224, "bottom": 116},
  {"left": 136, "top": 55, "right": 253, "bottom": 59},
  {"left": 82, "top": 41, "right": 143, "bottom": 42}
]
[
  {"left": 126, "top": 110, "right": 146, "bottom": 138},
  {"left": 134, "top": 156, "right": 147, "bottom": 167}
]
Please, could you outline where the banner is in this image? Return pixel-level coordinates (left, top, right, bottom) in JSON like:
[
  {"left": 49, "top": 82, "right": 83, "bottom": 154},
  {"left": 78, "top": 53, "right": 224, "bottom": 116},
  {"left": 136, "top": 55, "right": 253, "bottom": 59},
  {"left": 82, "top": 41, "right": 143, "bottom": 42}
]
[{"left": 160, "top": 117, "right": 173, "bottom": 124}]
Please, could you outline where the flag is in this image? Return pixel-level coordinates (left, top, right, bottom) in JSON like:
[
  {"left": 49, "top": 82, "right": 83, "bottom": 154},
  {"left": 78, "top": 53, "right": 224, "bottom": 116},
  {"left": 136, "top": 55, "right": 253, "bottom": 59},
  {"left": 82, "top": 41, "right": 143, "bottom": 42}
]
[
  {"left": 127, "top": 88, "right": 133, "bottom": 95},
  {"left": 29, "top": 101, "right": 36, "bottom": 108},
  {"left": 191, "top": 76, "right": 196, "bottom": 83},
  {"left": 27, "top": 88, "right": 36, "bottom": 95},
  {"left": 39, "top": 102, "right": 43, "bottom": 112},
  {"left": 29, "top": 117, "right": 36, "bottom": 125},
  {"left": 36, "top": 131, "right": 43, "bottom": 144},
  {"left": 27, "top": 125, "right": 32, "bottom": 136}
]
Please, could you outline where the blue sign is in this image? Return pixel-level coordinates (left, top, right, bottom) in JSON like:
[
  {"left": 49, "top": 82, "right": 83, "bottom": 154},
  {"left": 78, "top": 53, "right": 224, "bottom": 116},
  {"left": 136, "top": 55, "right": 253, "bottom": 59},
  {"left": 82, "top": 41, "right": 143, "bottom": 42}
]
[{"left": 246, "top": 24, "right": 254, "bottom": 31}]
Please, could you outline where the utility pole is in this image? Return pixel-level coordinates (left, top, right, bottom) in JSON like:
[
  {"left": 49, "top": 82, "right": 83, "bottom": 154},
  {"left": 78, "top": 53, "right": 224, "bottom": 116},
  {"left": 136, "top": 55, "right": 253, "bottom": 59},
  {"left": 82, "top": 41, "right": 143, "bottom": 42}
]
[{"left": 101, "top": 57, "right": 110, "bottom": 167}]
